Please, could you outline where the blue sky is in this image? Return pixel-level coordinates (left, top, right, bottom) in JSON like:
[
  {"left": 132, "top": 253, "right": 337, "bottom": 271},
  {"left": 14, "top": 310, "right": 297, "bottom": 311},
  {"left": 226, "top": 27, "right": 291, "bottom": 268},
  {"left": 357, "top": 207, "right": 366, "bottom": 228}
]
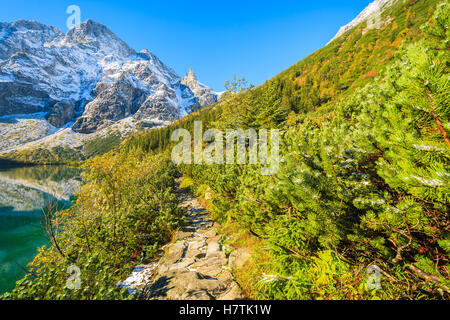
[{"left": 1, "top": 0, "right": 371, "bottom": 91}]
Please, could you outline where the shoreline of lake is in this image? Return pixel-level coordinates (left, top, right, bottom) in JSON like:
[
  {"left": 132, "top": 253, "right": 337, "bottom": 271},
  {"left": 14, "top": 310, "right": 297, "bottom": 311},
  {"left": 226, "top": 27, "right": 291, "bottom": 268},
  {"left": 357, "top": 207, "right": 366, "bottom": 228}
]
[{"left": 0, "top": 165, "right": 82, "bottom": 294}]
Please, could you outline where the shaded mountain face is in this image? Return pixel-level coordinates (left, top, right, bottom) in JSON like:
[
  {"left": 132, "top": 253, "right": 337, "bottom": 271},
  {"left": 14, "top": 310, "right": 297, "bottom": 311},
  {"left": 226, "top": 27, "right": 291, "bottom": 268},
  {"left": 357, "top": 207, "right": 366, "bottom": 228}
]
[{"left": 0, "top": 20, "right": 218, "bottom": 134}]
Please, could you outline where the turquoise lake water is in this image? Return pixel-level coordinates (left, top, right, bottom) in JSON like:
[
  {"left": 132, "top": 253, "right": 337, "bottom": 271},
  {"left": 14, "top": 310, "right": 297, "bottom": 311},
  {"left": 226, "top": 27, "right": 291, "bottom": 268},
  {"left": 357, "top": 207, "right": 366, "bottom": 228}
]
[{"left": 0, "top": 165, "right": 82, "bottom": 294}]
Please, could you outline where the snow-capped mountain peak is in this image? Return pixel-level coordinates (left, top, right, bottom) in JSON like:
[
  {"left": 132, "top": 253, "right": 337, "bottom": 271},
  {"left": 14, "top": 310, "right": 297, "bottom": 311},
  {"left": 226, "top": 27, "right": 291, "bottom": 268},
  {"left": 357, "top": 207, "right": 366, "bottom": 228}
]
[
  {"left": 181, "top": 68, "right": 219, "bottom": 108},
  {"left": 0, "top": 19, "right": 219, "bottom": 140},
  {"left": 328, "top": 0, "right": 396, "bottom": 44},
  {"left": 184, "top": 68, "right": 197, "bottom": 82}
]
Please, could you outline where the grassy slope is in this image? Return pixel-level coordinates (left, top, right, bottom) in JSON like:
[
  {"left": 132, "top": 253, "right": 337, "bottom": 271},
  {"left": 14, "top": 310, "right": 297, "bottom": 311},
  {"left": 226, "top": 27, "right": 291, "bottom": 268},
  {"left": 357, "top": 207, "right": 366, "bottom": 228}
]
[
  {"left": 0, "top": 130, "right": 124, "bottom": 165},
  {"left": 2, "top": 1, "right": 438, "bottom": 164},
  {"left": 277, "top": 0, "right": 436, "bottom": 94},
  {"left": 123, "top": 0, "right": 441, "bottom": 154},
  {"left": 119, "top": 0, "right": 447, "bottom": 300}
]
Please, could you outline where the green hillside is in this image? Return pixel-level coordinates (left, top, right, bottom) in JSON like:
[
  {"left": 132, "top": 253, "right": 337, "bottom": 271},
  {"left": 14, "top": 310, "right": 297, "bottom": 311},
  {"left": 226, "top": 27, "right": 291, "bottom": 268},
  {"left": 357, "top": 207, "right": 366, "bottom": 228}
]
[
  {"left": 125, "top": 0, "right": 443, "bottom": 152},
  {"left": 4, "top": 0, "right": 448, "bottom": 300},
  {"left": 274, "top": 0, "right": 440, "bottom": 113}
]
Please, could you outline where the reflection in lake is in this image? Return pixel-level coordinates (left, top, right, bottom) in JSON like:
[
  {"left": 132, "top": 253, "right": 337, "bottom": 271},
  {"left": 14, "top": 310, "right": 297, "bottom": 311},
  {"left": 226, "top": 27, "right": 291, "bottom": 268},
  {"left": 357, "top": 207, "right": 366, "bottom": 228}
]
[{"left": 0, "top": 165, "right": 82, "bottom": 294}]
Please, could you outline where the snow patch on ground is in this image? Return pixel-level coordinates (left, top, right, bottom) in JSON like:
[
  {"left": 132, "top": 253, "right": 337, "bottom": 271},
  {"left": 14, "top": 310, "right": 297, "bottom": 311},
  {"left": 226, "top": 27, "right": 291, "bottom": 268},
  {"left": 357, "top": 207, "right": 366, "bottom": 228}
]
[
  {"left": 117, "top": 262, "right": 159, "bottom": 294},
  {"left": 0, "top": 113, "right": 56, "bottom": 151}
]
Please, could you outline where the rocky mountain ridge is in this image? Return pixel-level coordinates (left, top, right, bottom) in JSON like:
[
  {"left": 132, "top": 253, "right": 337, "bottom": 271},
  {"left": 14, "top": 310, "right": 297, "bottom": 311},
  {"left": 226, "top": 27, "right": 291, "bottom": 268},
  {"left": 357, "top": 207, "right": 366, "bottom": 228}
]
[
  {"left": 329, "top": 0, "right": 396, "bottom": 44},
  {"left": 181, "top": 68, "right": 221, "bottom": 108},
  {"left": 0, "top": 19, "right": 218, "bottom": 157}
]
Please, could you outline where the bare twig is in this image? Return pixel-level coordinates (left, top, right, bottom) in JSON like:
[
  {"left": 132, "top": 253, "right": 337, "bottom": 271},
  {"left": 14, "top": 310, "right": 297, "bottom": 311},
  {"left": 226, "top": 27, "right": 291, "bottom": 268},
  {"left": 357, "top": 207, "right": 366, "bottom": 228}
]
[{"left": 408, "top": 264, "right": 450, "bottom": 294}]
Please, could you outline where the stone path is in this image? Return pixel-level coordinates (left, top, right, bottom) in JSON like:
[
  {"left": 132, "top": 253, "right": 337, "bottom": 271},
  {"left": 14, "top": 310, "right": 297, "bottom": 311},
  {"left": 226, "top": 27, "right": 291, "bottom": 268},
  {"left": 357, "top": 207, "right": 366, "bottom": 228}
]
[{"left": 119, "top": 180, "right": 244, "bottom": 300}]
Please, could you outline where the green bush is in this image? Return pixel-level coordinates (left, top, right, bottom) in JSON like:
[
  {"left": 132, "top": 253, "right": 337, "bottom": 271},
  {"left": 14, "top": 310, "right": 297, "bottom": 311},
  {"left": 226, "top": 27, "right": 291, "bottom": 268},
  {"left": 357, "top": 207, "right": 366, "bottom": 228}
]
[{"left": 2, "top": 150, "right": 185, "bottom": 300}]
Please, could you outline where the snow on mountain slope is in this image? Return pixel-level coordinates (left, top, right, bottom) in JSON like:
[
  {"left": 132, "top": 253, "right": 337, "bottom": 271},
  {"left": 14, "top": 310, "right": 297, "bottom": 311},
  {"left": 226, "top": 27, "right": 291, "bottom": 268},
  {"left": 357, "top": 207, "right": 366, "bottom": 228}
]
[
  {"left": 0, "top": 19, "right": 219, "bottom": 156},
  {"left": 328, "top": 0, "right": 396, "bottom": 44}
]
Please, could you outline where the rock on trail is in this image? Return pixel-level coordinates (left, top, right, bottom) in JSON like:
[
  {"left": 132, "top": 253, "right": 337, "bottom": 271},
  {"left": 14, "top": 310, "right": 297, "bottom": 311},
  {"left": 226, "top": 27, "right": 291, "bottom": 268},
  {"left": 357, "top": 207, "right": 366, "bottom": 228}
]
[{"left": 119, "top": 180, "right": 245, "bottom": 300}]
